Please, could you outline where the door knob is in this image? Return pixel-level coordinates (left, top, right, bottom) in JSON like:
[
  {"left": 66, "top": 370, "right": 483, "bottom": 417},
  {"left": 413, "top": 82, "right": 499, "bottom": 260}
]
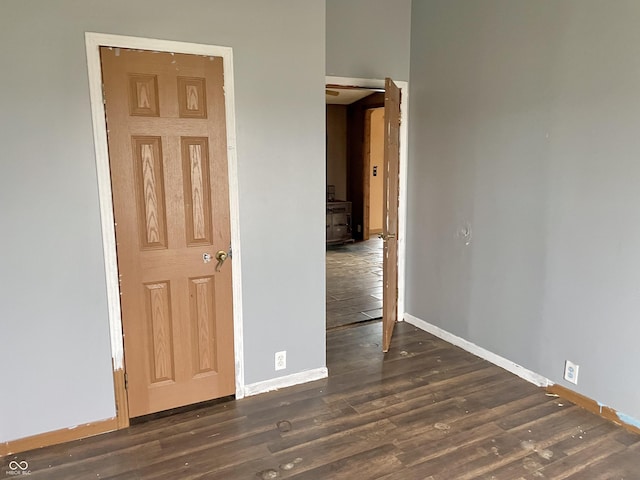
[
  {"left": 378, "top": 233, "right": 396, "bottom": 242},
  {"left": 215, "top": 250, "right": 228, "bottom": 272}
]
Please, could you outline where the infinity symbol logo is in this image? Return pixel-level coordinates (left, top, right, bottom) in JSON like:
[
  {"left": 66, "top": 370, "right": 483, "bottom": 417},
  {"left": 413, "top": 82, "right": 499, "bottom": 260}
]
[{"left": 8, "top": 460, "right": 28, "bottom": 471}]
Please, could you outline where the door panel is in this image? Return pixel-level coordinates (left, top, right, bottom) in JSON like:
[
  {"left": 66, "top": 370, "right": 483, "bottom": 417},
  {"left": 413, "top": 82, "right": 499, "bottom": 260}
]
[
  {"left": 182, "top": 137, "right": 213, "bottom": 245},
  {"left": 101, "top": 48, "right": 235, "bottom": 417},
  {"left": 382, "top": 78, "right": 401, "bottom": 353}
]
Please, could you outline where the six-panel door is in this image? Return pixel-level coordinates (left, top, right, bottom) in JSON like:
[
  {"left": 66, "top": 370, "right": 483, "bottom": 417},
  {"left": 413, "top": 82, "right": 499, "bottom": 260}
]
[{"left": 101, "top": 47, "right": 235, "bottom": 417}]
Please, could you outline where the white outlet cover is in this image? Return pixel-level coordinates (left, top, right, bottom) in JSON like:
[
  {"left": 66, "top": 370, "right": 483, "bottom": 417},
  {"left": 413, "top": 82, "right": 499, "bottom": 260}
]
[
  {"left": 564, "top": 360, "right": 579, "bottom": 385},
  {"left": 275, "top": 351, "right": 286, "bottom": 371}
]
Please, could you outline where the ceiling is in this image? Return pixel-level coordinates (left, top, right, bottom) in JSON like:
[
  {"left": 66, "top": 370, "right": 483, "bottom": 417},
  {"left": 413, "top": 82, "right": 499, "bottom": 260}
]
[{"left": 325, "top": 87, "right": 379, "bottom": 105}]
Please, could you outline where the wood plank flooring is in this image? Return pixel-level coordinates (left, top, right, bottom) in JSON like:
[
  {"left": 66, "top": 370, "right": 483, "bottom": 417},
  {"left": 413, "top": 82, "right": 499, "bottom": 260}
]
[
  {"left": 4, "top": 321, "right": 639, "bottom": 479},
  {"left": 326, "top": 238, "right": 383, "bottom": 329}
]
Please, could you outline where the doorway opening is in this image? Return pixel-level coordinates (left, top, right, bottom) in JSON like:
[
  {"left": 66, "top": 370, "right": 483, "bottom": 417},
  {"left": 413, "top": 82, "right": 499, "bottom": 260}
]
[
  {"left": 326, "top": 86, "right": 384, "bottom": 330},
  {"left": 324, "top": 77, "right": 408, "bottom": 353}
]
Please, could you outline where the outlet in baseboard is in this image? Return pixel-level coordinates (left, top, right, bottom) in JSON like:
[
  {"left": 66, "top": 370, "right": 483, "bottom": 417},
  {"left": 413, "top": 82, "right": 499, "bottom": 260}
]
[
  {"left": 275, "top": 351, "right": 286, "bottom": 371},
  {"left": 564, "top": 360, "right": 579, "bottom": 385}
]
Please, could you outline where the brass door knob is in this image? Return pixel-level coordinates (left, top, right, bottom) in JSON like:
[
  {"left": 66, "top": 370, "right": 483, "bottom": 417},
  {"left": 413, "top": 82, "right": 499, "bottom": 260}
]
[
  {"left": 215, "top": 250, "right": 228, "bottom": 272},
  {"left": 378, "top": 233, "right": 396, "bottom": 242}
]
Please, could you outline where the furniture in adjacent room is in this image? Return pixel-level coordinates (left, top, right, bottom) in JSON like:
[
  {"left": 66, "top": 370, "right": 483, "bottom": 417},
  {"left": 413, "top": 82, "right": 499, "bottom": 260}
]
[{"left": 326, "top": 201, "right": 353, "bottom": 244}]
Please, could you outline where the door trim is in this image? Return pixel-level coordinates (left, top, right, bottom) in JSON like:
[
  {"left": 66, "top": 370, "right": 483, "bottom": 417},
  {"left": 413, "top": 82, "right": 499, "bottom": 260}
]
[
  {"left": 325, "top": 76, "right": 409, "bottom": 324},
  {"left": 85, "top": 32, "right": 246, "bottom": 427},
  {"left": 363, "top": 107, "right": 373, "bottom": 241}
]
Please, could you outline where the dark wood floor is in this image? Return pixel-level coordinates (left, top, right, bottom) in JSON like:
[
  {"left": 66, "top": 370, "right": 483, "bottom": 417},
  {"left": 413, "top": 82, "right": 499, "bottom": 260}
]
[
  {"left": 326, "top": 238, "right": 383, "bottom": 329},
  {"left": 4, "top": 321, "right": 640, "bottom": 479}
]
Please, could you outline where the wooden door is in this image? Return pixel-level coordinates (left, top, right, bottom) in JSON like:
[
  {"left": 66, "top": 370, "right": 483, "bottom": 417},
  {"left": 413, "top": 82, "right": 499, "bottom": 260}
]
[
  {"left": 382, "top": 78, "right": 401, "bottom": 352},
  {"left": 101, "top": 48, "right": 235, "bottom": 417}
]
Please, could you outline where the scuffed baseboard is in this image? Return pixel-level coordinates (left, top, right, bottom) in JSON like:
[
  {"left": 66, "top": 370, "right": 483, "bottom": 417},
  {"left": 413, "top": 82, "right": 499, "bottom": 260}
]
[
  {"left": 1, "top": 417, "right": 118, "bottom": 457},
  {"left": 547, "top": 384, "right": 640, "bottom": 436},
  {"left": 404, "top": 313, "right": 640, "bottom": 435}
]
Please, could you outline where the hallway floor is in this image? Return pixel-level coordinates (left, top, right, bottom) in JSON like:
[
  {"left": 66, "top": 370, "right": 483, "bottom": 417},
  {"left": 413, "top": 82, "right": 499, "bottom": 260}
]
[{"left": 326, "top": 237, "right": 383, "bottom": 329}]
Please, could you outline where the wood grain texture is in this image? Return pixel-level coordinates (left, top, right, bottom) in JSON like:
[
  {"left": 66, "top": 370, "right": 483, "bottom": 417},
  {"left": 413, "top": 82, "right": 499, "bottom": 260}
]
[
  {"left": 181, "top": 137, "right": 212, "bottom": 245},
  {"left": 128, "top": 74, "right": 159, "bottom": 116},
  {"left": 101, "top": 47, "right": 234, "bottom": 418},
  {"left": 133, "top": 136, "right": 167, "bottom": 249},
  {"left": 346, "top": 92, "right": 385, "bottom": 241},
  {"left": 144, "top": 281, "right": 174, "bottom": 383},
  {"left": 547, "top": 384, "right": 640, "bottom": 436},
  {"left": 177, "top": 76, "right": 207, "bottom": 118},
  {"left": 112, "top": 367, "right": 130, "bottom": 430},
  {"left": 6, "top": 321, "right": 639, "bottom": 478},
  {"left": 189, "top": 276, "right": 217, "bottom": 374},
  {"left": 382, "top": 78, "right": 401, "bottom": 352},
  {"left": 362, "top": 108, "right": 373, "bottom": 241}
]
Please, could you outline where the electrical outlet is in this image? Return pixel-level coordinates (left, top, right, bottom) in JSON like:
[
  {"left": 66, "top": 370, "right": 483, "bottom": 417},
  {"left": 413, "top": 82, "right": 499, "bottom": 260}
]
[
  {"left": 564, "top": 360, "right": 579, "bottom": 384},
  {"left": 275, "top": 351, "right": 286, "bottom": 371}
]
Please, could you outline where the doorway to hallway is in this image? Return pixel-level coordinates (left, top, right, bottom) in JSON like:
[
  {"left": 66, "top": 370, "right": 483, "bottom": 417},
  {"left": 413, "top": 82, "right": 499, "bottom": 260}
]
[
  {"left": 325, "top": 84, "right": 384, "bottom": 332},
  {"left": 324, "top": 76, "right": 408, "bottom": 351}
]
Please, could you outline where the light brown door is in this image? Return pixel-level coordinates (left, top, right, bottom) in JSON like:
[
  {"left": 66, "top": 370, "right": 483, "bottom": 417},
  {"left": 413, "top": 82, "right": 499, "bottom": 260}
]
[
  {"left": 382, "top": 78, "right": 401, "bottom": 352},
  {"left": 101, "top": 48, "right": 235, "bottom": 417}
]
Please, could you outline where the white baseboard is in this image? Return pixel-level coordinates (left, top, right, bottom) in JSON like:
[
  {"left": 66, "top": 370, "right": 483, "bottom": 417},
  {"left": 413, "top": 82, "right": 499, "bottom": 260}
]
[
  {"left": 404, "top": 314, "right": 552, "bottom": 388},
  {"left": 243, "top": 367, "right": 328, "bottom": 397}
]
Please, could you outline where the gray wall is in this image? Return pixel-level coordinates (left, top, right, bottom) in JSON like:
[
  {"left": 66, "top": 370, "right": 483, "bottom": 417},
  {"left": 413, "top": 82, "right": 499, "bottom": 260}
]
[
  {"left": 0, "top": 0, "right": 326, "bottom": 443},
  {"left": 326, "top": 0, "right": 412, "bottom": 81},
  {"left": 407, "top": 0, "right": 640, "bottom": 421}
]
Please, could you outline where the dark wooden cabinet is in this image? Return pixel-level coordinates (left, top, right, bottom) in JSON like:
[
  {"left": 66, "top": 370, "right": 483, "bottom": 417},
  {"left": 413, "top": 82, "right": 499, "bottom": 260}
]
[{"left": 326, "top": 201, "right": 352, "bottom": 244}]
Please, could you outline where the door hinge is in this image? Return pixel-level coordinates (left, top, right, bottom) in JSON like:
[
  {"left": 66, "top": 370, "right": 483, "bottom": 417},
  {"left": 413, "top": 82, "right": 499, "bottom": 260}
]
[
  {"left": 102, "top": 83, "right": 106, "bottom": 105},
  {"left": 124, "top": 372, "right": 129, "bottom": 390}
]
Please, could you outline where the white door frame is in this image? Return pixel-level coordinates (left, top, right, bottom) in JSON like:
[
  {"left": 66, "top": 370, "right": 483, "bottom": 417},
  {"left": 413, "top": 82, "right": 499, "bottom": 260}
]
[
  {"left": 85, "top": 33, "right": 246, "bottom": 416},
  {"left": 325, "top": 76, "right": 409, "bottom": 323}
]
